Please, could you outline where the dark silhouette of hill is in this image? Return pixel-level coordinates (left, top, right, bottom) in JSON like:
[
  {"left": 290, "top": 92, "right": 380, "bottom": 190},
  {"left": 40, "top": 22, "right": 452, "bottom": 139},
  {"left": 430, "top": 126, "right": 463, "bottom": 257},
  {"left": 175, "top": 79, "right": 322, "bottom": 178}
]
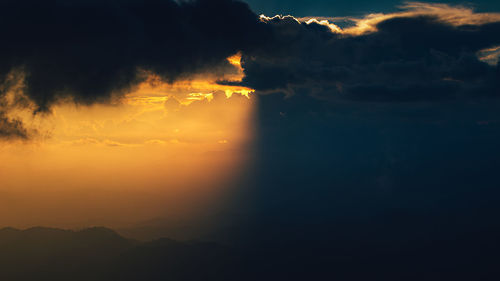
[
  {"left": 0, "top": 227, "right": 137, "bottom": 281},
  {"left": 0, "top": 227, "right": 247, "bottom": 281},
  {"left": 1, "top": 222, "right": 500, "bottom": 281}
]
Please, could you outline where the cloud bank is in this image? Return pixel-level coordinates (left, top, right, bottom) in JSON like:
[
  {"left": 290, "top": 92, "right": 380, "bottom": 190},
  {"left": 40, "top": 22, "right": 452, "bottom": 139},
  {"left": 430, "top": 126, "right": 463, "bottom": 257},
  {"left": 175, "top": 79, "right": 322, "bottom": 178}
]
[
  {"left": 238, "top": 3, "right": 500, "bottom": 102},
  {"left": 1, "top": 1, "right": 500, "bottom": 138}
]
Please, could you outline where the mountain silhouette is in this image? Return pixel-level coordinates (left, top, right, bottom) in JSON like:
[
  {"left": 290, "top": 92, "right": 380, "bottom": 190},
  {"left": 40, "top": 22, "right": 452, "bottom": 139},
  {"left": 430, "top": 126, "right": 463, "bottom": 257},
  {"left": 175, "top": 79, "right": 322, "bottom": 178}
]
[
  {"left": 0, "top": 227, "right": 137, "bottom": 281},
  {"left": 1, "top": 224, "right": 500, "bottom": 281},
  {"left": 0, "top": 227, "right": 244, "bottom": 281}
]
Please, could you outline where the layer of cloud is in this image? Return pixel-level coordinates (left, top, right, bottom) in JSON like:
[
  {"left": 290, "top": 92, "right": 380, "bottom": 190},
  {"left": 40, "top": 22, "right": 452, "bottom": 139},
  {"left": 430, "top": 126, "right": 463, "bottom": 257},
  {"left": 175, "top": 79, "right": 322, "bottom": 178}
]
[
  {"left": 236, "top": 3, "right": 500, "bottom": 103},
  {"left": 297, "top": 2, "right": 500, "bottom": 35}
]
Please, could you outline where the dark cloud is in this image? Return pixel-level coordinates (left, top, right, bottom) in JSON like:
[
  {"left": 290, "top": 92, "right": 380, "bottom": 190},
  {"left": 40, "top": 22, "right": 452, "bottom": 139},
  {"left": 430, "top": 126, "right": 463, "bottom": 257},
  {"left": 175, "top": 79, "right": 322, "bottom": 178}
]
[
  {"left": 236, "top": 14, "right": 500, "bottom": 102},
  {"left": 0, "top": 0, "right": 267, "bottom": 113}
]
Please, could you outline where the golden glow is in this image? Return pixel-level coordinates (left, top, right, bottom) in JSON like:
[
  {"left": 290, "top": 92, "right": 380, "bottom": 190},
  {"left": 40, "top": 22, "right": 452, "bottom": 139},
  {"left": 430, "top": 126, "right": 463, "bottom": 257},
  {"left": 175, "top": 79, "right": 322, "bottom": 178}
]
[
  {"left": 127, "top": 78, "right": 253, "bottom": 105},
  {"left": 227, "top": 52, "right": 243, "bottom": 69},
  {"left": 125, "top": 53, "right": 252, "bottom": 106},
  {"left": 284, "top": 2, "right": 500, "bottom": 36},
  {"left": 305, "top": 18, "right": 342, "bottom": 33},
  {"left": 0, "top": 55, "right": 256, "bottom": 229}
]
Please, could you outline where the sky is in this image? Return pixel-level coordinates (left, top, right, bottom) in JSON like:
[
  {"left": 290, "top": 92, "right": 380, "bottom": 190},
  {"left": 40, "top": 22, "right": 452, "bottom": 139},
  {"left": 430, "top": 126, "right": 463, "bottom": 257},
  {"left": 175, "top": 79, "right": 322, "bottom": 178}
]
[{"left": 0, "top": 0, "right": 500, "bottom": 263}]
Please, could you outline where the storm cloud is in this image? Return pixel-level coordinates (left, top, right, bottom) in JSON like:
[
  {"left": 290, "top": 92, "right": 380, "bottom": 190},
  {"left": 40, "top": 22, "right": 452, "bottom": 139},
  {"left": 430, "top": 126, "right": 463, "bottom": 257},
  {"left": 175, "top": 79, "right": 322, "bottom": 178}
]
[
  {"left": 0, "top": 0, "right": 267, "bottom": 112},
  {"left": 236, "top": 4, "right": 500, "bottom": 102}
]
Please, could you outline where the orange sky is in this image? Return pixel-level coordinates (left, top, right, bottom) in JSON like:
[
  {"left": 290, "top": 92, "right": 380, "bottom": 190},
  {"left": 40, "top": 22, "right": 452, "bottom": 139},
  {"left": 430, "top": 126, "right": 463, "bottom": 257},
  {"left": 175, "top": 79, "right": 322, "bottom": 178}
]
[{"left": 0, "top": 54, "right": 256, "bottom": 229}]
